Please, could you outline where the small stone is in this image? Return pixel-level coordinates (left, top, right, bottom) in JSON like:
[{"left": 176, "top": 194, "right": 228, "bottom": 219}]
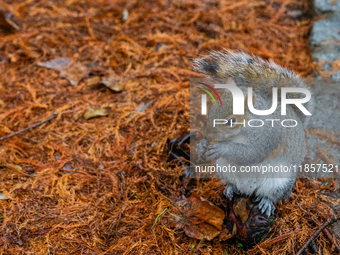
[
  {"left": 311, "top": 46, "right": 340, "bottom": 62},
  {"left": 314, "top": 0, "right": 340, "bottom": 15},
  {"left": 17, "top": 239, "right": 23, "bottom": 246},
  {"left": 310, "top": 19, "right": 340, "bottom": 47},
  {"left": 122, "top": 9, "right": 129, "bottom": 21},
  {"left": 62, "top": 162, "right": 74, "bottom": 171}
]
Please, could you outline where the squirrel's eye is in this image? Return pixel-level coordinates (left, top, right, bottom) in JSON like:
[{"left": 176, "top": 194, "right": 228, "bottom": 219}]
[{"left": 227, "top": 117, "right": 237, "bottom": 127}]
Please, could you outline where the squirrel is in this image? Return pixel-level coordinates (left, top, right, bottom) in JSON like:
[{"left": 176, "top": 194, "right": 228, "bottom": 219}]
[{"left": 193, "top": 50, "right": 314, "bottom": 217}]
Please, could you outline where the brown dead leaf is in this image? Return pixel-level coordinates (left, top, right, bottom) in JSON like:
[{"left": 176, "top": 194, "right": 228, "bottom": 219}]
[
  {"left": 59, "top": 61, "right": 89, "bottom": 86},
  {"left": 165, "top": 213, "right": 186, "bottom": 228},
  {"left": 86, "top": 76, "right": 123, "bottom": 92},
  {"left": 38, "top": 58, "right": 89, "bottom": 86},
  {"left": 233, "top": 197, "right": 250, "bottom": 224},
  {"left": 219, "top": 226, "right": 236, "bottom": 241},
  {"left": 164, "top": 193, "right": 224, "bottom": 240},
  {"left": 86, "top": 76, "right": 101, "bottom": 86},
  {"left": 101, "top": 77, "right": 123, "bottom": 92},
  {"left": 84, "top": 107, "right": 110, "bottom": 120}
]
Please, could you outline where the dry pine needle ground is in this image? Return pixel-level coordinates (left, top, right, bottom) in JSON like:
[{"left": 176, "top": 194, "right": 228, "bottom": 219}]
[{"left": 0, "top": 0, "right": 339, "bottom": 254}]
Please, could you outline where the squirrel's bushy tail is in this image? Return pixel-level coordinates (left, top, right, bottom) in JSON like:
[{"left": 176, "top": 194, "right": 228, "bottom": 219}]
[
  {"left": 193, "top": 50, "right": 305, "bottom": 90},
  {"left": 193, "top": 50, "right": 314, "bottom": 126}
]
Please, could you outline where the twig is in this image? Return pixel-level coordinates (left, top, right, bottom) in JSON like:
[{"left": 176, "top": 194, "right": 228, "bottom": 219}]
[
  {"left": 324, "top": 229, "right": 340, "bottom": 253},
  {"left": 307, "top": 217, "right": 340, "bottom": 253},
  {"left": 259, "top": 232, "right": 293, "bottom": 248},
  {"left": 297, "top": 216, "right": 340, "bottom": 255},
  {"left": 0, "top": 114, "right": 58, "bottom": 141},
  {"left": 222, "top": 0, "right": 249, "bottom": 11},
  {"left": 251, "top": 232, "right": 295, "bottom": 254}
]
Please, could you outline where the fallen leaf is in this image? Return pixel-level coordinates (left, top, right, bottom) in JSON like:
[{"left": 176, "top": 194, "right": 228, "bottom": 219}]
[
  {"left": 225, "top": 195, "right": 274, "bottom": 246},
  {"left": 163, "top": 193, "right": 224, "bottom": 240},
  {"left": 86, "top": 76, "right": 101, "bottom": 86},
  {"left": 84, "top": 107, "right": 110, "bottom": 120},
  {"left": 233, "top": 197, "right": 250, "bottom": 224},
  {"left": 38, "top": 58, "right": 89, "bottom": 86},
  {"left": 101, "top": 77, "right": 123, "bottom": 92},
  {"left": 59, "top": 61, "right": 88, "bottom": 86},
  {"left": 219, "top": 226, "right": 235, "bottom": 241},
  {"left": 38, "top": 57, "right": 70, "bottom": 70},
  {"left": 165, "top": 213, "right": 186, "bottom": 228}
]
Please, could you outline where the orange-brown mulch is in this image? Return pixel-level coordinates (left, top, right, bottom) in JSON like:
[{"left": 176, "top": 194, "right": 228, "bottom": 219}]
[{"left": 0, "top": 0, "right": 339, "bottom": 254}]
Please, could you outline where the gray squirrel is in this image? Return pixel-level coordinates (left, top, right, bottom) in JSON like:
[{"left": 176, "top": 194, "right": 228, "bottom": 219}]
[{"left": 193, "top": 50, "right": 314, "bottom": 217}]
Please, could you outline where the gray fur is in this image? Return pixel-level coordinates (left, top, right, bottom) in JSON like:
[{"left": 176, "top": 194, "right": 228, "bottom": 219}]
[
  {"left": 193, "top": 50, "right": 315, "bottom": 126},
  {"left": 194, "top": 51, "right": 314, "bottom": 217}
]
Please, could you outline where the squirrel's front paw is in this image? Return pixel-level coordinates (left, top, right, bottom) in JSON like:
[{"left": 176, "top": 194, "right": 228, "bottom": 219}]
[
  {"left": 196, "top": 139, "right": 208, "bottom": 161},
  {"left": 205, "top": 143, "right": 225, "bottom": 160},
  {"left": 223, "top": 184, "right": 239, "bottom": 200},
  {"left": 256, "top": 197, "right": 275, "bottom": 217}
]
